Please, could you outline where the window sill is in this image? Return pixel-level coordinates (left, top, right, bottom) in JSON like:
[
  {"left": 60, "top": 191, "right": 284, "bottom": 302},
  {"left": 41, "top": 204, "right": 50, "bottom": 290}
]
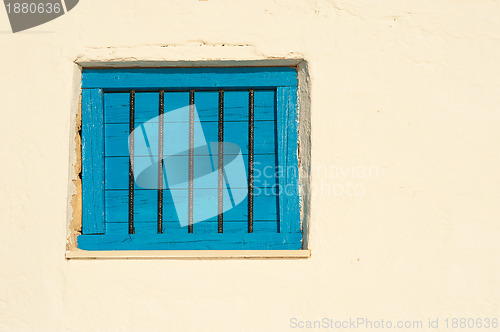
[{"left": 65, "top": 249, "right": 311, "bottom": 259}]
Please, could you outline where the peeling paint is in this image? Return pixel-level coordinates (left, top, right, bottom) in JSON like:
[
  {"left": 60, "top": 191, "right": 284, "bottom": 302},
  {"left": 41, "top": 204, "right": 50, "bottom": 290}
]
[{"left": 67, "top": 93, "right": 82, "bottom": 251}]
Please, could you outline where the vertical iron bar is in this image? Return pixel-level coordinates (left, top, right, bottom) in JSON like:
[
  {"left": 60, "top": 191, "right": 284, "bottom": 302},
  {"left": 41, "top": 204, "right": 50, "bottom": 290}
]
[
  {"left": 188, "top": 90, "right": 195, "bottom": 233},
  {"left": 158, "top": 90, "right": 164, "bottom": 234},
  {"left": 248, "top": 89, "right": 254, "bottom": 233},
  {"left": 218, "top": 90, "right": 224, "bottom": 233},
  {"left": 128, "top": 90, "right": 135, "bottom": 234}
]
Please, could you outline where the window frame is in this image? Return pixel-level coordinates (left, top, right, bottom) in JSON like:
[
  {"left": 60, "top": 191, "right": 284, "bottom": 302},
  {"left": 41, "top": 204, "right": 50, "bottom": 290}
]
[{"left": 77, "top": 67, "right": 304, "bottom": 252}]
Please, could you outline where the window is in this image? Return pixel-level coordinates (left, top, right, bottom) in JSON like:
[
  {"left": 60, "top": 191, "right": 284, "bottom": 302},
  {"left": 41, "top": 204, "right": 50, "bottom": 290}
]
[{"left": 77, "top": 67, "right": 302, "bottom": 250}]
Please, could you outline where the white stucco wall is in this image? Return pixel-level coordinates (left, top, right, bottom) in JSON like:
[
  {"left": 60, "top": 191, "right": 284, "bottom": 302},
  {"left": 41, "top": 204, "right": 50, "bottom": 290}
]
[{"left": 1, "top": 0, "right": 499, "bottom": 331}]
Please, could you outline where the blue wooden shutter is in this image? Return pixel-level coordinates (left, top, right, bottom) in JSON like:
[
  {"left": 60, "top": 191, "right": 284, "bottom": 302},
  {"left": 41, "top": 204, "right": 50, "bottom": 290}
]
[
  {"left": 78, "top": 68, "right": 302, "bottom": 250},
  {"left": 81, "top": 89, "right": 105, "bottom": 235}
]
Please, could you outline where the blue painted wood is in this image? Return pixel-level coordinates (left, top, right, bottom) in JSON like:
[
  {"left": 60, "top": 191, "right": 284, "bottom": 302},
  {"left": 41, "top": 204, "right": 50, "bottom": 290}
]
[
  {"left": 104, "top": 90, "right": 277, "bottom": 158},
  {"left": 82, "top": 67, "right": 297, "bottom": 89},
  {"left": 277, "top": 87, "right": 301, "bottom": 234},
  {"left": 81, "top": 89, "right": 105, "bottom": 234},
  {"left": 104, "top": 123, "right": 129, "bottom": 156},
  {"left": 105, "top": 90, "right": 276, "bottom": 124},
  {"left": 79, "top": 68, "right": 302, "bottom": 251},
  {"left": 104, "top": 92, "right": 189, "bottom": 123},
  {"left": 222, "top": 90, "right": 275, "bottom": 122},
  {"left": 104, "top": 93, "right": 129, "bottom": 123},
  {"left": 105, "top": 154, "right": 277, "bottom": 190},
  {"left": 106, "top": 190, "right": 156, "bottom": 222},
  {"left": 105, "top": 189, "right": 278, "bottom": 223},
  {"left": 105, "top": 121, "right": 276, "bottom": 157},
  {"left": 106, "top": 221, "right": 280, "bottom": 235},
  {"left": 77, "top": 232, "right": 302, "bottom": 250},
  {"left": 134, "top": 92, "right": 160, "bottom": 123}
]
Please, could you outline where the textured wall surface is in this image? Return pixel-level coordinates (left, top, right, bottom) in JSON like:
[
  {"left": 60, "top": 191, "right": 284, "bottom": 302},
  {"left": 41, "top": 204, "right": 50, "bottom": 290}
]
[{"left": 1, "top": 0, "right": 499, "bottom": 331}]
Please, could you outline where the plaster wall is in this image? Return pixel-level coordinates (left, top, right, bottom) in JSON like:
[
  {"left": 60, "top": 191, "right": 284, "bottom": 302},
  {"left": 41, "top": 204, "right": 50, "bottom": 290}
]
[{"left": 0, "top": 1, "right": 499, "bottom": 331}]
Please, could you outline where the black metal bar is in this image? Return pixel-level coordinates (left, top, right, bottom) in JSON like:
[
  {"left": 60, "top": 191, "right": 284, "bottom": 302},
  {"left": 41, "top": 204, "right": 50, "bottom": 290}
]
[
  {"left": 128, "top": 90, "right": 135, "bottom": 234},
  {"left": 218, "top": 90, "right": 224, "bottom": 233},
  {"left": 188, "top": 90, "right": 195, "bottom": 233},
  {"left": 158, "top": 90, "right": 164, "bottom": 234},
  {"left": 248, "top": 89, "right": 254, "bottom": 233}
]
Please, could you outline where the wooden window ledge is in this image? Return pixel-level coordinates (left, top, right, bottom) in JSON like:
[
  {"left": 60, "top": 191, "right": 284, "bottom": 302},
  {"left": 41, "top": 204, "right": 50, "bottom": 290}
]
[{"left": 66, "top": 250, "right": 311, "bottom": 259}]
